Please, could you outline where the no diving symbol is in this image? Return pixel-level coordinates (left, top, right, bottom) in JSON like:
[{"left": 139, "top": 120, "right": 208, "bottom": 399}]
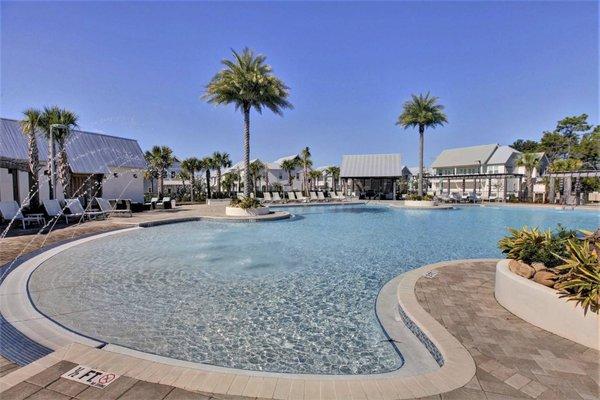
[{"left": 98, "top": 374, "right": 116, "bottom": 385}]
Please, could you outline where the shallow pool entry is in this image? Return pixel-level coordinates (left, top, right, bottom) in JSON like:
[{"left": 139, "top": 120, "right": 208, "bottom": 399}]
[{"left": 29, "top": 205, "right": 596, "bottom": 374}]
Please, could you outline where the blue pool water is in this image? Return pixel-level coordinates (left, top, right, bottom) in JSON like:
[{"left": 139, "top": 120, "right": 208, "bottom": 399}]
[{"left": 29, "top": 205, "right": 597, "bottom": 374}]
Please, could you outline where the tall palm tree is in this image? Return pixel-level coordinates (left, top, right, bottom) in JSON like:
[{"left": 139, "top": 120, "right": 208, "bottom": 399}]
[
  {"left": 280, "top": 157, "right": 299, "bottom": 189},
  {"left": 308, "top": 170, "right": 323, "bottom": 190},
  {"left": 203, "top": 48, "right": 292, "bottom": 198},
  {"left": 517, "top": 152, "right": 540, "bottom": 201},
  {"left": 180, "top": 157, "right": 202, "bottom": 202},
  {"left": 299, "top": 147, "right": 312, "bottom": 195},
  {"left": 144, "top": 146, "right": 174, "bottom": 196},
  {"left": 211, "top": 151, "right": 232, "bottom": 193},
  {"left": 326, "top": 166, "right": 341, "bottom": 192},
  {"left": 20, "top": 109, "right": 42, "bottom": 205},
  {"left": 176, "top": 170, "right": 190, "bottom": 200},
  {"left": 249, "top": 160, "right": 265, "bottom": 193},
  {"left": 39, "top": 106, "right": 79, "bottom": 198},
  {"left": 397, "top": 93, "right": 448, "bottom": 196}
]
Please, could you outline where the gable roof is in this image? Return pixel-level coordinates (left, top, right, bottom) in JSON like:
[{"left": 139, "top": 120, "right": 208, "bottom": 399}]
[
  {"left": 487, "top": 145, "right": 521, "bottom": 165},
  {"left": 340, "top": 154, "right": 403, "bottom": 178},
  {"left": 431, "top": 144, "right": 498, "bottom": 168},
  {"left": 1, "top": 118, "right": 146, "bottom": 174}
]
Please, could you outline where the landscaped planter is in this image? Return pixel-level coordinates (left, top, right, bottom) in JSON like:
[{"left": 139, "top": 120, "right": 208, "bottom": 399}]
[
  {"left": 225, "top": 206, "right": 270, "bottom": 217},
  {"left": 404, "top": 200, "right": 438, "bottom": 207},
  {"left": 495, "top": 259, "right": 599, "bottom": 350}
]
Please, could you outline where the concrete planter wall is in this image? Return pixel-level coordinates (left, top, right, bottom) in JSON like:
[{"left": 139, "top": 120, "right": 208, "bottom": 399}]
[
  {"left": 225, "top": 206, "right": 270, "bottom": 217},
  {"left": 495, "top": 259, "right": 599, "bottom": 350},
  {"left": 404, "top": 200, "right": 439, "bottom": 208}
]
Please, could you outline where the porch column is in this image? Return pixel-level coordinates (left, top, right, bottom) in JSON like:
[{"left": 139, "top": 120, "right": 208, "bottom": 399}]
[
  {"left": 488, "top": 177, "right": 492, "bottom": 198},
  {"left": 447, "top": 178, "right": 450, "bottom": 194},
  {"left": 462, "top": 178, "right": 465, "bottom": 194},
  {"left": 503, "top": 176, "right": 508, "bottom": 200},
  {"left": 575, "top": 177, "right": 581, "bottom": 205},
  {"left": 549, "top": 177, "right": 555, "bottom": 203},
  {"left": 518, "top": 176, "right": 523, "bottom": 200}
]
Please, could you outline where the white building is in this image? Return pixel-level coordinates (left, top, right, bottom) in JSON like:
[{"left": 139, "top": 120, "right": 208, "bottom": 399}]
[
  {"left": 430, "top": 143, "right": 549, "bottom": 199},
  {"left": 0, "top": 118, "right": 147, "bottom": 205},
  {"left": 220, "top": 155, "right": 305, "bottom": 192}
]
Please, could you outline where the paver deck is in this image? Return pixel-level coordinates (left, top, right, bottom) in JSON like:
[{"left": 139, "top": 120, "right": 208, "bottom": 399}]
[{"left": 414, "top": 261, "right": 599, "bottom": 400}]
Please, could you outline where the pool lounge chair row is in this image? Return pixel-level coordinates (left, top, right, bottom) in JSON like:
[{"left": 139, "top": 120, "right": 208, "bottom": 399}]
[
  {"left": 260, "top": 191, "right": 348, "bottom": 204},
  {"left": 0, "top": 197, "right": 132, "bottom": 230}
]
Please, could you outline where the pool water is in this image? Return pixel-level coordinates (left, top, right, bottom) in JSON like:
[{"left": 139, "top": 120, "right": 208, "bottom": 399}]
[{"left": 29, "top": 205, "right": 597, "bottom": 374}]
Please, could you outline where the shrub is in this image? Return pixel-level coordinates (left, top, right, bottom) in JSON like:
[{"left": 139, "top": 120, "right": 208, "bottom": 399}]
[
  {"left": 498, "top": 225, "right": 575, "bottom": 268},
  {"left": 406, "top": 194, "right": 433, "bottom": 201},
  {"left": 553, "top": 230, "right": 600, "bottom": 315},
  {"left": 229, "top": 197, "right": 262, "bottom": 210}
]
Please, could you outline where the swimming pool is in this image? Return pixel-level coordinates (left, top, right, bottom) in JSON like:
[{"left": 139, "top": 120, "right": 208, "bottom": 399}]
[{"left": 28, "top": 205, "right": 597, "bottom": 374}]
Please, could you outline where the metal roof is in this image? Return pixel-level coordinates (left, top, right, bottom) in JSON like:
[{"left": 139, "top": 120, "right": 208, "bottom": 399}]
[
  {"left": 431, "top": 144, "right": 498, "bottom": 168},
  {"left": 340, "top": 154, "right": 403, "bottom": 178},
  {"left": 1, "top": 118, "right": 146, "bottom": 174}
]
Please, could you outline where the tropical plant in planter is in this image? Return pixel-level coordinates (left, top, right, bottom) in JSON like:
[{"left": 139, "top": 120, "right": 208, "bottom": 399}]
[
  {"left": 229, "top": 197, "right": 262, "bottom": 210},
  {"left": 553, "top": 230, "right": 600, "bottom": 315},
  {"left": 498, "top": 226, "right": 575, "bottom": 268}
]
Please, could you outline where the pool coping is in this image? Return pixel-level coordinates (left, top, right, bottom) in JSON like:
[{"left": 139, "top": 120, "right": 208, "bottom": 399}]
[{"left": 0, "top": 228, "right": 484, "bottom": 399}]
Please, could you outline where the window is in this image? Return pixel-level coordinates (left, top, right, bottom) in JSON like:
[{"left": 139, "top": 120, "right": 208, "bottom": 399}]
[{"left": 170, "top": 171, "right": 176, "bottom": 179}]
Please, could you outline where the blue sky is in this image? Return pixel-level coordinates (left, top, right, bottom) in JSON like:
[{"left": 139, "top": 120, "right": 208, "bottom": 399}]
[{"left": 1, "top": 1, "right": 598, "bottom": 167}]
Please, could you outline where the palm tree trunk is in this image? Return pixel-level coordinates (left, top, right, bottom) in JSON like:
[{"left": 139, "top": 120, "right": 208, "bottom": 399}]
[
  {"left": 58, "top": 146, "right": 70, "bottom": 197},
  {"left": 418, "top": 125, "right": 425, "bottom": 197},
  {"left": 206, "top": 170, "right": 211, "bottom": 199},
  {"left": 243, "top": 107, "right": 251, "bottom": 198},
  {"left": 217, "top": 168, "right": 222, "bottom": 193},
  {"left": 158, "top": 168, "right": 164, "bottom": 196},
  {"left": 27, "top": 131, "right": 40, "bottom": 207},
  {"left": 190, "top": 175, "right": 195, "bottom": 203}
]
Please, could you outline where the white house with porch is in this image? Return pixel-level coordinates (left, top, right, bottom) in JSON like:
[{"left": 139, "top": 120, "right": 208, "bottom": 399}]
[{"left": 430, "top": 143, "right": 549, "bottom": 199}]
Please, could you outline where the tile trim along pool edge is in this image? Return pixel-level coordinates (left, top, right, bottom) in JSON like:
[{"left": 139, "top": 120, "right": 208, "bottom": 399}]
[{"left": 0, "top": 222, "right": 489, "bottom": 398}]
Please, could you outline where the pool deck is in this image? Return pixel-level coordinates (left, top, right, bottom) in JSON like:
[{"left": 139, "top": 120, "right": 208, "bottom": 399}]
[{"left": 1, "top": 206, "right": 598, "bottom": 399}]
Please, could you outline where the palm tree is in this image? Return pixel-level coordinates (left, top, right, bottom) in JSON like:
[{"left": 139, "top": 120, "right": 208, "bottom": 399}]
[
  {"left": 203, "top": 48, "right": 292, "bottom": 198},
  {"left": 211, "top": 151, "right": 232, "bottom": 193},
  {"left": 176, "top": 170, "right": 190, "bottom": 200},
  {"left": 180, "top": 157, "right": 202, "bottom": 202},
  {"left": 308, "top": 170, "right": 323, "bottom": 190},
  {"left": 201, "top": 156, "right": 218, "bottom": 199},
  {"left": 249, "top": 160, "right": 265, "bottom": 193},
  {"left": 222, "top": 172, "right": 237, "bottom": 194},
  {"left": 396, "top": 93, "right": 448, "bottom": 196},
  {"left": 39, "top": 106, "right": 79, "bottom": 197},
  {"left": 280, "top": 157, "right": 299, "bottom": 189},
  {"left": 144, "top": 146, "right": 174, "bottom": 196},
  {"left": 20, "top": 109, "right": 42, "bottom": 205},
  {"left": 517, "top": 152, "right": 540, "bottom": 201},
  {"left": 299, "top": 147, "right": 313, "bottom": 196},
  {"left": 326, "top": 166, "right": 341, "bottom": 192}
]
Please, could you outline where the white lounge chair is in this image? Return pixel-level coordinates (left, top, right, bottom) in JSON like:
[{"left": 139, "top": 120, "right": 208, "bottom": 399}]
[
  {"left": 43, "top": 199, "right": 82, "bottom": 223},
  {"left": 460, "top": 193, "right": 469, "bottom": 202},
  {"left": 237, "top": 193, "right": 245, "bottom": 200},
  {"left": 335, "top": 191, "right": 347, "bottom": 201},
  {"left": 488, "top": 193, "right": 498, "bottom": 202},
  {"left": 263, "top": 192, "right": 273, "bottom": 203},
  {"left": 66, "top": 198, "right": 106, "bottom": 220},
  {"left": 156, "top": 197, "right": 173, "bottom": 209},
  {"left": 272, "top": 192, "right": 283, "bottom": 203},
  {"left": 287, "top": 191, "right": 297, "bottom": 201},
  {"left": 0, "top": 201, "right": 45, "bottom": 229},
  {"left": 295, "top": 191, "right": 308, "bottom": 202},
  {"left": 145, "top": 197, "right": 159, "bottom": 209},
  {"left": 310, "top": 191, "right": 319, "bottom": 202},
  {"left": 317, "top": 191, "right": 327, "bottom": 201},
  {"left": 96, "top": 197, "right": 132, "bottom": 217}
]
